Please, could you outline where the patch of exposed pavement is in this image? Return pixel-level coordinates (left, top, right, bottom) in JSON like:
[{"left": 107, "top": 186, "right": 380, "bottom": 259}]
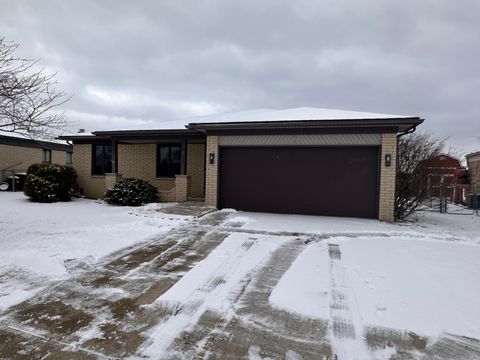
[
  {"left": 0, "top": 207, "right": 479, "bottom": 359},
  {"left": 0, "top": 217, "right": 229, "bottom": 358},
  {"left": 166, "top": 240, "right": 332, "bottom": 359}
]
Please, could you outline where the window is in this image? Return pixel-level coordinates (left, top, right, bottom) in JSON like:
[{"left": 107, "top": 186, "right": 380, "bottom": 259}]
[
  {"left": 92, "top": 144, "right": 112, "bottom": 175},
  {"left": 42, "top": 149, "right": 51, "bottom": 163},
  {"left": 156, "top": 144, "right": 181, "bottom": 177},
  {"left": 66, "top": 152, "right": 73, "bottom": 165}
]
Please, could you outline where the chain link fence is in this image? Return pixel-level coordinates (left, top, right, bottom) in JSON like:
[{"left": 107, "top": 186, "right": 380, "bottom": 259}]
[{"left": 424, "top": 183, "right": 479, "bottom": 216}]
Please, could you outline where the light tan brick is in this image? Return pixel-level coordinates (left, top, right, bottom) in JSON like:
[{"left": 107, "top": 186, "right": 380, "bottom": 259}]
[
  {"left": 467, "top": 154, "right": 480, "bottom": 189},
  {"left": 378, "top": 133, "right": 397, "bottom": 222},
  {"left": 0, "top": 144, "right": 70, "bottom": 180},
  {"left": 72, "top": 142, "right": 206, "bottom": 201},
  {"left": 205, "top": 136, "right": 219, "bottom": 207},
  {"left": 72, "top": 144, "right": 106, "bottom": 199}
]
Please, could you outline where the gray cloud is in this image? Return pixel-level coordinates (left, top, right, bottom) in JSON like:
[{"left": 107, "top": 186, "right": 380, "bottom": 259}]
[{"left": 1, "top": 0, "right": 478, "bottom": 154}]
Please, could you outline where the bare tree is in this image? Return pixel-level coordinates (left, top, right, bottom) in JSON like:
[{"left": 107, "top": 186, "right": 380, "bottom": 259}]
[
  {"left": 0, "top": 37, "right": 69, "bottom": 139},
  {"left": 395, "top": 133, "right": 445, "bottom": 220}
]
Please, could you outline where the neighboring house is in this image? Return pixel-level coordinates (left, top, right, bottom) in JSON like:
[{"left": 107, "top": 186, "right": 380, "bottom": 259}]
[
  {"left": 419, "top": 154, "right": 468, "bottom": 203},
  {"left": 466, "top": 151, "right": 480, "bottom": 189},
  {"left": 59, "top": 107, "right": 424, "bottom": 222},
  {"left": 0, "top": 134, "right": 73, "bottom": 181}
]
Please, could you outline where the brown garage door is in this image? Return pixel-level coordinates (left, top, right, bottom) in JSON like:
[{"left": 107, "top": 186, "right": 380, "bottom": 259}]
[{"left": 219, "top": 146, "right": 380, "bottom": 218}]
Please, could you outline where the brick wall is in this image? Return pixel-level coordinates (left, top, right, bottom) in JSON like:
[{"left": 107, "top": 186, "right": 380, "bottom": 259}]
[
  {"left": 0, "top": 144, "right": 41, "bottom": 177},
  {"left": 105, "top": 173, "right": 122, "bottom": 190},
  {"left": 205, "top": 134, "right": 397, "bottom": 218},
  {"left": 175, "top": 175, "right": 190, "bottom": 202},
  {"left": 158, "top": 188, "right": 176, "bottom": 202},
  {"left": 378, "top": 133, "right": 397, "bottom": 222},
  {"left": 187, "top": 143, "right": 205, "bottom": 198},
  {"left": 117, "top": 144, "right": 176, "bottom": 191},
  {"left": 72, "top": 143, "right": 207, "bottom": 201},
  {"left": 205, "top": 136, "right": 219, "bottom": 207},
  {"left": 51, "top": 150, "right": 66, "bottom": 165},
  {"left": 72, "top": 143, "right": 106, "bottom": 199},
  {"left": 0, "top": 144, "right": 69, "bottom": 180},
  {"left": 467, "top": 154, "right": 480, "bottom": 189}
]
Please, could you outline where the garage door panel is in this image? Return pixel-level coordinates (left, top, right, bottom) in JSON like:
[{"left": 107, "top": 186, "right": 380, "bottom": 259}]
[{"left": 219, "top": 146, "right": 379, "bottom": 218}]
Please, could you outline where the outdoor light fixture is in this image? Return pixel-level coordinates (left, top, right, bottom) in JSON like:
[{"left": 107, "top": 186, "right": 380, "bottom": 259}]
[
  {"left": 385, "top": 154, "right": 392, "bottom": 167},
  {"left": 209, "top": 153, "right": 215, "bottom": 164}
]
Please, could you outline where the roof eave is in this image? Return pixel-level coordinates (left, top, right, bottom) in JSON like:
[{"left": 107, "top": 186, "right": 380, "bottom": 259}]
[
  {"left": 58, "top": 135, "right": 99, "bottom": 140},
  {"left": 0, "top": 135, "right": 72, "bottom": 151},
  {"left": 58, "top": 128, "right": 200, "bottom": 141},
  {"left": 91, "top": 128, "right": 194, "bottom": 136},
  {"left": 187, "top": 117, "right": 424, "bottom": 132},
  {"left": 466, "top": 151, "right": 480, "bottom": 159}
]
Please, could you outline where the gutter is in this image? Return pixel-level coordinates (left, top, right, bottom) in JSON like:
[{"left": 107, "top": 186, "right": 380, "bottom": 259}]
[
  {"left": 186, "top": 117, "right": 424, "bottom": 132},
  {"left": 397, "top": 125, "right": 417, "bottom": 138}
]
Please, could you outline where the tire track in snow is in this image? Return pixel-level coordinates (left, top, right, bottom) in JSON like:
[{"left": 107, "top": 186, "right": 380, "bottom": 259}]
[
  {"left": 137, "top": 235, "right": 283, "bottom": 358},
  {"left": 328, "top": 243, "right": 370, "bottom": 359}
]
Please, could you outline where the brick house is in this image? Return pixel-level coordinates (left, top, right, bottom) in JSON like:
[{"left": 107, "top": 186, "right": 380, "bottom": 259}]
[
  {"left": 0, "top": 134, "right": 73, "bottom": 181},
  {"left": 466, "top": 151, "right": 480, "bottom": 189},
  {"left": 59, "top": 107, "right": 424, "bottom": 222}
]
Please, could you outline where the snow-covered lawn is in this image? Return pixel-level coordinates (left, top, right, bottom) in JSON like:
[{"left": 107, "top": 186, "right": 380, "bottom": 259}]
[
  {"left": 0, "top": 191, "right": 479, "bottom": 359},
  {"left": 0, "top": 192, "right": 183, "bottom": 311}
]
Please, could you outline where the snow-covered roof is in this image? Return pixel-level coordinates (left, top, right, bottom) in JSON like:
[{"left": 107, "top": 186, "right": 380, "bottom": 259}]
[
  {"left": 466, "top": 151, "right": 480, "bottom": 159},
  {"left": 0, "top": 131, "right": 70, "bottom": 146},
  {"left": 60, "top": 107, "right": 422, "bottom": 139},
  {"left": 185, "top": 107, "right": 415, "bottom": 125}
]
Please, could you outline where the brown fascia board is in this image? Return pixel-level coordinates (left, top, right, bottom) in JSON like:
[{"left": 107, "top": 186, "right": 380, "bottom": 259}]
[
  {"left": 91, "top": 129, "right": 196, "bottom": 136},
  {"left": 186, "top": 117, "right": 424, "bottom": 132},
  {"left": 58, "top": 129, "right": 204, "bottom": 144},
  {"left": 58, "top": 129, "right": 198, "bottom": 139},
  {"left": 58, "top": 135, "right": 97, "bottom": 140},
  {"left": 466, "top": 151, "right": 480, "bottom": 159},
  {"left": 0, "top": 135, "right": 72, "bottom": 152},
  {"left": 59, "top": 117, "right": 424, "bottom": 141}
]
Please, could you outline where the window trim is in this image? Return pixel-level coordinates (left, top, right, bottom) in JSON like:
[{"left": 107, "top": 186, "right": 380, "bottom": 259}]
[
  {"left": 42, "top": 149, "right": 52, "bottom": 163},
  {"left": 156, "top": 144, "right": 182, "bottom": 178},
  {"left": 91, "top": 144, "right": 113, "bottom": 176},
  {"left": 66, "top": 151, "right": 73, "bottom": 165}
]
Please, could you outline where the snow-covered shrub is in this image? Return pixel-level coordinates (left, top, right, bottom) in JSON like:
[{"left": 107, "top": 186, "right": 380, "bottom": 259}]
[
  {"left": 23, "top": 175, "right": 58, "bottom": 202},
  {"left": 24, "top": 163, "right": 78, "bottom": 203},
  {"left": 104, "top": 178, "right": 158, "bottom": 206}
]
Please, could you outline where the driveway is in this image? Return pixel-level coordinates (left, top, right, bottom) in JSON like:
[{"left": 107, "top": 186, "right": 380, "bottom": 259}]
[{"left": 0, "top": 206, "right": 479, "bottom": 359}]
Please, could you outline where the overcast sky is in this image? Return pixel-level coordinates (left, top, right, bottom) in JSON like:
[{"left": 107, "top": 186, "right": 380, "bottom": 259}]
[{"left": 1, "top": 0, "right": 479, "bottom": 154}]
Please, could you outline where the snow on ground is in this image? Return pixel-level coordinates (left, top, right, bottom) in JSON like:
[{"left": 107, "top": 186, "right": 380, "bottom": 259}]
[
  {"left": 410, "top": 209, "right": 480, "bottom": 244},
  {"left": 0, "top": 192, "right": 184, "bottom": 310},
  {"left": 140, "top": 232, "right": 291, "bottom": 356},
  {"left": 269, "top": 241, "right": 330, "bottom": 319},
  {"left": 339, "top": 235, "right": 480, "bottom": 339},
  {"left": 1, "top": 191, "right": 479, "bottom": 358},
  {"left": 261, "top": 209, "right": 480, "bottom": 343},
  {"left": 223, "top": 208, "right": 480, "bottom": 245},
  {"left": 228, "top": 211, "right": 399, "bottom": 234}
]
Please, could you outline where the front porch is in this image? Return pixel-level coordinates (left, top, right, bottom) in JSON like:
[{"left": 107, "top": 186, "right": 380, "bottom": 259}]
[{"left": 72, "top": 129, "right": 207, "bottom": 202}]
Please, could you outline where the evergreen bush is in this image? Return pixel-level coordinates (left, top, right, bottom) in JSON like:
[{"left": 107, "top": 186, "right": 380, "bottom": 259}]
[
  {"left": 24, "top": 163, "right": 78, "bottom": 202},
  {"left": 104, "top": 178, "right": 158, "bottom": 206}
]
